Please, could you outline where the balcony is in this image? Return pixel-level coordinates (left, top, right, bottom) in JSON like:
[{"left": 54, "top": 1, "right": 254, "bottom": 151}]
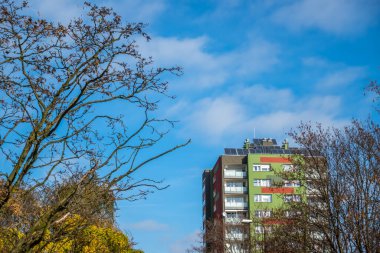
[
  {"left": 225, "top": 201, "right": 248, "bottom": 210},
  {"left": 224, "top": 170, "right": 247, "bottom": 178},
  {"left": 226, "top": 217, "right": 250, "bottom": 224},
  {"left": 225, "top": 211, "right": 248, "bottom": 224},
  {"left": 224, "top": 186, "right": 248, "bottom": 194},
  {"left": 226, "top": 217, "right": 239, "bottom": 224},
  {"left": 225, "top": 233, "right": 245, "bottom": 240}
]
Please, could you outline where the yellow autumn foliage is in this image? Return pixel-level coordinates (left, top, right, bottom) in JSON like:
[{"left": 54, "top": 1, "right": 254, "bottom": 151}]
[{"left": 0, "top": 215, "right": 143, "bottom": 253}]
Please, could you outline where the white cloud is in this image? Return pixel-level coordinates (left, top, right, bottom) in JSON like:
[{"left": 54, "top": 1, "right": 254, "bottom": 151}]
[
  {"left": 234, "top": 84, "right": 294, "bottom": 109},
  {"left": 138, "top": 36, "right": 280, "bottom": 89},
  {"left": 247, "top": 108, "right": 347, "bottom": 138},
  {"left": 178, "top": 85, "right": 347, "bottom": 145},
  {"left": 130, "top": 220, "right": 169, "bottom": 231},
  {"left": 185, "top": 97, "right": 247, "bottom": 142},
  {"left": 272, "top": 0, "right": 380, "bottom": 35},
  {"left": 138, "top": 36, "right": 228, "bottom": 88},
  {"left": 230, "top": 40, "right": 280, "bottom": 76},
  {"left": 316, "top": 67, "right": 366, "bottom": 88},
  {"left": 29, "top": 0, "right": 81, "bottom": 23}
]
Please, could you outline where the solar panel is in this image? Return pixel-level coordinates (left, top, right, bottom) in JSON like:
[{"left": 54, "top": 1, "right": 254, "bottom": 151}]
[
  {"left": 274, "top": 149, "right": 284, "bottom": 154},
  {"left": 225, "top": 143, "right": 307, "bottom": 156},
  {"left": 224, "top": 148, "right": 236, "bottom": 155},
  {"left": 253, "top": 139, "right": 261, "bottom": 145},
  {"left": 262, "top": 147, "right": 270, "bottom": 153}
]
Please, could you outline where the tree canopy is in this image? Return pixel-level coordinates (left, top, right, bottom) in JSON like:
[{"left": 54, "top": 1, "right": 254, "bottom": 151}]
[{"left": 0, "top": 0, "right": 188, "bottom": 251}]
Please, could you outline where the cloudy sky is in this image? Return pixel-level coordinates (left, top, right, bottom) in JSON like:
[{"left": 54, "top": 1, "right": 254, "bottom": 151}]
[{"left": 29, "top": 0, "right": 380, "bottom": 252}]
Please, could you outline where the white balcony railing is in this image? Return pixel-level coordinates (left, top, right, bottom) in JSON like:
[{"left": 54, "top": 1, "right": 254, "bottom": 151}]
[
  {"left": 224, "top": 170, "right": 247, "bottom": 178},
  {"left": 225, "top": 233, "right": 244, "bottom": 240},
  {"left": 226, "top": 217, "right": 247, "bottom": 224},
  {"left": 225, "top": 202, "right": 248, "bottom": 209},
  {"left": 226, "top": 217, "right": 238, "bottom": 223},
  {"left": 225, "top": 232, "right": 249, "bottom": 241},
  {"left": 224, "top": 186, "right": 247, "bottom": 193}
]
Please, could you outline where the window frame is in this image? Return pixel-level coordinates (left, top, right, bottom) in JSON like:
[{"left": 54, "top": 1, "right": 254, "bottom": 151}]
[
  {"left": 254, "top": 194, "right": 272, "bottom": 203},
  {"left": 283, "top": 180, "right": 301, "bottom": 187},
  {"left": 284, "top": 194, "right": 301, "bottom": 203},
  {"left": 255, "top": 210, "right": 272, "bottom": 218},
  {"left": 253, "top": 164, "right": 271, "bottom": 172},
  {"left": 282, "top": 164, "right": 294, "bottom": 172},
  {"left": 253, "top": 179, "right": 271, "bottom": 187}
]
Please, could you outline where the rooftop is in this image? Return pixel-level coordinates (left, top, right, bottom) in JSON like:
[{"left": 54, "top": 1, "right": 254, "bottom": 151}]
[{"left": 224, "top": 138, "right": 298, "bottom": 156}]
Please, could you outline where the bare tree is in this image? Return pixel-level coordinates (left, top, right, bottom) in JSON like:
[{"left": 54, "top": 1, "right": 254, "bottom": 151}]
[
  {"left": 367, "top": 80, "right": 380, "bottom": 112},
  {"left": 188, "top": 219, "right": 254, "bottom": 253},
  {"left": 271, "top": 119, "right": 380, "bottom": 253},
  {"left": 0, "top": 0, "right": 189, "bottom": 251},
  {"left": 193, "top": 117, "right": 380, "bottom": 253}
]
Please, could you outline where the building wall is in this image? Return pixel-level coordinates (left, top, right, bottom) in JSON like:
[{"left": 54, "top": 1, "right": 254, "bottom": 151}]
[
  {"left": 247, "top": 153, "right": 305, "bottom": 221},
  {"left": 202, "top": 170, "right": 213, "bottom": 226},
  {"left": 202, "top": 139, "right": 307, "bottom": 252},
  {"left": 212, "top": 157, "right": 223, "bottom": 219},
  {"left": 212, "top": 155, "right": 247, "bottom": 220}
]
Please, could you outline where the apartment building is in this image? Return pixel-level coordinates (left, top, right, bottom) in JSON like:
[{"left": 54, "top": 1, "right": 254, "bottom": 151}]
[{"left": 202, "top": 138, "right": 305, "bottom": 252}]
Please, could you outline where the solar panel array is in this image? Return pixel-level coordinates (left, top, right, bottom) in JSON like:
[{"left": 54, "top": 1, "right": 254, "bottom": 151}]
[
  {"left": 224, "top": 147, "right": 303, "bottom": 155},
  {"left": 224, "top": 138, "right": 319, "bottom": 156}
]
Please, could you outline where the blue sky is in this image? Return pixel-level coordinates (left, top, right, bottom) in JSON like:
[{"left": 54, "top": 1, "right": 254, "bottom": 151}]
[{"left": 28, "top": 0, "right": 380, "bottom": 252}]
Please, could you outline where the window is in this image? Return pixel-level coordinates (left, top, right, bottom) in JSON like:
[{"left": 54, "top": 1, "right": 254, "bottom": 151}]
[
  {"left": 225, "top": 182, "right": 246, "bottom": 193},
  {"left": 226, "top": 181, "right": 245, "bottom": 187},
  {"left": 226, "top": 212, "right": 247, "bottom": 219},
  {"left": 226, "top": 212, "right": 236, "bottom": 218},
  {"left": 254, "top": 194, "right": 272, "bottom": 202},
  {"left": 226, "top": 212, "right": 248, "bottom": 223},
  {"left": 255, "top": 226, "right": 264, "bottom": 234},
  {"left": 224, "top": 165, "right": 247, "bottom": 178},
  {"left": 226, "top": 227, "right": 244, "bottom": 239},
  {"left": 285, "top": 210, "right": 302, "bottom": 217},
  {"left": 228, "top": 243, "right": 246, "bottom": 252},
  {"left": 284, "top": 180, "right": 300, "bottom": 187},
  {"left": 226, "top": 197, "right": 244, "bottom": 203},
  {"left": 255, "top": 226, "right": 272, "bottom": 234},
  {"left": 255, "top": 210, "right": 271, "bottom": 218},
  {"left": 284, "top": 194, "right": 301, "bottom": 202},
  {"left": 282, "top": 164, "right": 294, "bottom": 172},
  {"left": 253, "top": 179, "right": 271, "bottom": 187},
  {"left": 253, "top": 164, "right": 270, "bottom": 172}
]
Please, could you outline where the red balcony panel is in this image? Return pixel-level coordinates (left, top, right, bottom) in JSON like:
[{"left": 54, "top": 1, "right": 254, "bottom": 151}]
[
  {"left": 261, "top": 187, "right": 294, "bottom": 194},
  {"left": 260, "top": 157, "right": 291, "bottom": 163}
]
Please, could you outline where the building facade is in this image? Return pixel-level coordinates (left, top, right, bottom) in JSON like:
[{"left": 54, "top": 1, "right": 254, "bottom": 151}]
[{"left": 202, "top": 138, "right": 305, "bottom": 252}]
